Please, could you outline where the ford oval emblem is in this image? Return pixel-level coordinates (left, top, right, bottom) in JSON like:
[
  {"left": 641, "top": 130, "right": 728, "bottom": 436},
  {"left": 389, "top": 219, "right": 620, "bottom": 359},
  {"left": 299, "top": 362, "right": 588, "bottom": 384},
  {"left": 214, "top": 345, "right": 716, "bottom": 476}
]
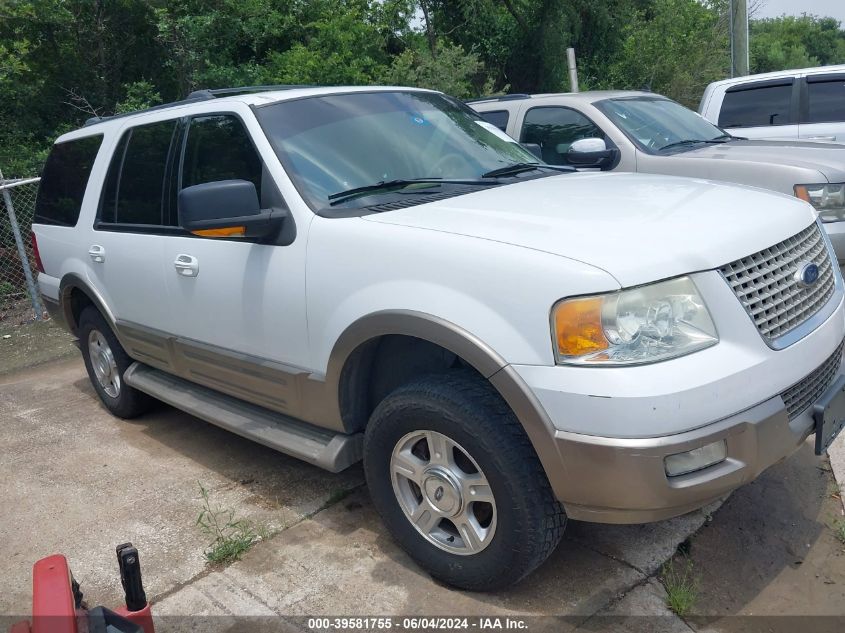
[{"left": 794, "top": 261, "right": 820, "bottom": 287}]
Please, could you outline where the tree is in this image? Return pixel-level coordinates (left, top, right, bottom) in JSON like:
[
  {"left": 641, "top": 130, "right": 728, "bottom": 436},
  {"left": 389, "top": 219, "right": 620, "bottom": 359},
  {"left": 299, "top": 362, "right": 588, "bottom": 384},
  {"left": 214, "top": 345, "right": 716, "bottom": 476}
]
[
  {"left": 750, "top": 14, "right": 845, "bottom": 73},
  {"left": 382, "top": 42, "right": 490, "bottom": 98},
  {"left": 603, "top": 0, "right": 730, "bottom": 107}
]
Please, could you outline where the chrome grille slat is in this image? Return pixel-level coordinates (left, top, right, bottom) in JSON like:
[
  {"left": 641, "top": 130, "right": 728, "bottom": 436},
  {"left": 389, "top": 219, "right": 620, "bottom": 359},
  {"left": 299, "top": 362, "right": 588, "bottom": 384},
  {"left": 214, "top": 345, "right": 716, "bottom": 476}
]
[
  {"left": 780, "top": 340, "right": 844, "bottom": 419},
  {"left": 720, "top": 223, "right": 835, "bottom": 342}
]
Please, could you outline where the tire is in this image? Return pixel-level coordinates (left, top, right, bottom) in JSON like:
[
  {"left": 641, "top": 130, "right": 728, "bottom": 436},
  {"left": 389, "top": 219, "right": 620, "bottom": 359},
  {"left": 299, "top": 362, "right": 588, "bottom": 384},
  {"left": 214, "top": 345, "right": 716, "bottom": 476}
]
[
  {"left": 78, "top": 306, "right": 153, "bottom": 419},
  {"left": 363, "top": 370, "right": 565, "bottom": 591}
]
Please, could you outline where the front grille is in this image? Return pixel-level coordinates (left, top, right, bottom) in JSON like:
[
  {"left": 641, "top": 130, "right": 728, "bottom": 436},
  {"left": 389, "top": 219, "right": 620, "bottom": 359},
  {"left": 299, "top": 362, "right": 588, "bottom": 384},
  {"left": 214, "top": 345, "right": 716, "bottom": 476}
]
[
  {"left": 720, "top": 223, "right": 835, "bottom": 343},
  {"left": 780, "top": 339, "right": 844, "bottom": 419}
]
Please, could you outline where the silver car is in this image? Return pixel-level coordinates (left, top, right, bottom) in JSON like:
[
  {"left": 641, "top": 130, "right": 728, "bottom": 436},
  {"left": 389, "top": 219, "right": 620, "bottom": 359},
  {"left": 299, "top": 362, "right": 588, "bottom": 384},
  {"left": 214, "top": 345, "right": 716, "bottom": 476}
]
[{"left": 470, "top": 90, "right": 845, "bottom": 265}]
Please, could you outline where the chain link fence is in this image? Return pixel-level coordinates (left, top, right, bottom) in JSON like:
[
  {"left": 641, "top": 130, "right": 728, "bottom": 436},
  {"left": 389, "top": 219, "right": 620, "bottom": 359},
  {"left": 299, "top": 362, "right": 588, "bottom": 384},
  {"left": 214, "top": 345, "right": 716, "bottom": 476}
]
[{"left": 0, "top": 176, "right": 44, "bottom": 323}]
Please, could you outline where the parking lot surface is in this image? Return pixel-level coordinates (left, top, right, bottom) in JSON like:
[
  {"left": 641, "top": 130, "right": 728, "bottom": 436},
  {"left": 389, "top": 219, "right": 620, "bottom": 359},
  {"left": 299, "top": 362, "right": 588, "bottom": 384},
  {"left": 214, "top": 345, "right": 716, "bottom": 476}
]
[{"left": 2, "top": 352, "right": 844, "bottom": 632}]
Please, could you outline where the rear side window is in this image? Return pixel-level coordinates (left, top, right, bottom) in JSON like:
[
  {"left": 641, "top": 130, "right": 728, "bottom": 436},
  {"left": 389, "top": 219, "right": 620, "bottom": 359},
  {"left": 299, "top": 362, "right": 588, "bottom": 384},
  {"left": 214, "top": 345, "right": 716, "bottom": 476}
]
[
  {"left": 806, "top": 76, "right": 845, "bottom": 124},
  {"left": 181, "top": 115, "right": 262, "bottom": 198},
  {"left": 478, "top": 110, "right": 509, "bottom": 132},
  {"left": 100, "top": 120, "right": 179, "bottom": 226},
  {"left": 34, "top": 135, "right": 103, "bottom": 226},
  {"left": 718, "top": 83, "right": 792, "bottom": 127},
  {"left": 520, "top": 106, "right": 604, "bottom": 165}
]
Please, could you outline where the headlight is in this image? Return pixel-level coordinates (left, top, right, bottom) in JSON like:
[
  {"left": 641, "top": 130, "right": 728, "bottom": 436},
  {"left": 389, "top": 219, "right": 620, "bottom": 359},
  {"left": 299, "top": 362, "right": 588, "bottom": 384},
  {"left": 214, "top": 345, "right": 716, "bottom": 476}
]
[
  {"left": 795, "top": 183, "right": 845, "bottom": 222},
  {"left": 552, "top": 276, "right": 718, "bottom": 365}
]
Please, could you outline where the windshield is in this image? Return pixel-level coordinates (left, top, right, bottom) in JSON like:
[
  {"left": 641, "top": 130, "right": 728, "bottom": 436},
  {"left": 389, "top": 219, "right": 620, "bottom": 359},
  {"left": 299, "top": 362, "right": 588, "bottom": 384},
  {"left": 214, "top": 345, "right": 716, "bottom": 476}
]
[
  {"left": 254, "top": 90, "right": 540, "bottom": 210},
  {"left": 595, "top": 97, "right": 728, "bottom": 152}
]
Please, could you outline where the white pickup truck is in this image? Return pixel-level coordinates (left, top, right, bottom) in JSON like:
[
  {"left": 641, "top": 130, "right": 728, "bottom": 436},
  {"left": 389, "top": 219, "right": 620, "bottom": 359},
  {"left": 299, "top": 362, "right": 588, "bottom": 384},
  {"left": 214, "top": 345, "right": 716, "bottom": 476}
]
[{"left": 32, "top": 85, "right": 845, "bottom": 590}]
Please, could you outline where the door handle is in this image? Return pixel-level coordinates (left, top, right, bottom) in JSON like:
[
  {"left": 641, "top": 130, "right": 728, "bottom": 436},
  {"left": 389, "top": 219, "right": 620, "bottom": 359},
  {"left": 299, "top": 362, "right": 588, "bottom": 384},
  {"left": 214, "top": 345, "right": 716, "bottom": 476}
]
[
  {"left": 88, "top": 245, "right": 105, "bottom": 263},
  {"left": 174, "top": 254, "right": 199, "bottom": 277},
  {"left": 807, "top": 135, "right": 836, "bottom": 141}
]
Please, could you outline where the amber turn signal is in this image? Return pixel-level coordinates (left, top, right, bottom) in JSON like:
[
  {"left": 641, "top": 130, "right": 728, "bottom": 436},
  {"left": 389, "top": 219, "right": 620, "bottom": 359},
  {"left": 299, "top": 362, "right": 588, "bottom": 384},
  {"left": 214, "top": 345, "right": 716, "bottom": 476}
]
[
  {"left": 191, "top": 226, "right": 246, "bottom": 238},
  {"left": 553, "top": 296, "right": 609, "bottom": 358},
  {"left": 793, "top": 185, "right": 811, "bottom": 203}
]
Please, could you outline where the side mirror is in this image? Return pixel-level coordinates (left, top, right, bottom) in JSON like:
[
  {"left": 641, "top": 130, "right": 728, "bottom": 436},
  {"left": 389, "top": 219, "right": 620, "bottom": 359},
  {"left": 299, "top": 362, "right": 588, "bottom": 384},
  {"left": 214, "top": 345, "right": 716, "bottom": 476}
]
[
  {"left": 566, "top": 138, "right": 619, "bottom": 169},
  {"left": 178, "top": 179, "right": 284, "bottom": 240},
  {"left": 521, "top": 143, "right": 543, "bottom": 160}
]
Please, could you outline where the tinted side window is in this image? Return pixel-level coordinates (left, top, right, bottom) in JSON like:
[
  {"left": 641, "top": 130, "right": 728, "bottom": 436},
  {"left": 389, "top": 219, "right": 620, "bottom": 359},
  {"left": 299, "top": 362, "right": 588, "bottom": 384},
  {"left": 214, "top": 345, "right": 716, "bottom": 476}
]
[
  {"left": 479, "top": 110, "right": 509, "bottom": 132},
  {"left": 718, "top": 84, "right": 792, "bottom": 127},
  {"left": 520, "top": 107, "right": 604, "bottom": 165},
  {"left": 181, "top": 115, "right": 262, "bottom": 198},
  {"left": 100, "top": 120, "right": 178, "bottom": 225},
  {"left": 806, "top": 78, "right": 845, "bottom": 124},
  {"left": 34, "top": 135, "right": 103, "bottom": 226}
]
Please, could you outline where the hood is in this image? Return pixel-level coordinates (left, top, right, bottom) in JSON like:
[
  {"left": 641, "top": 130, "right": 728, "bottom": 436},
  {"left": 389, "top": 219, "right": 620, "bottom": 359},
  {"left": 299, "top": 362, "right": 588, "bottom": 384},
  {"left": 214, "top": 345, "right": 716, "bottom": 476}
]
[
  {"left": 364, "top": 172, "right": 818, "bottom": 288},
  {"left": 677, "top": 139, "right": 845, "bottom": 182}
]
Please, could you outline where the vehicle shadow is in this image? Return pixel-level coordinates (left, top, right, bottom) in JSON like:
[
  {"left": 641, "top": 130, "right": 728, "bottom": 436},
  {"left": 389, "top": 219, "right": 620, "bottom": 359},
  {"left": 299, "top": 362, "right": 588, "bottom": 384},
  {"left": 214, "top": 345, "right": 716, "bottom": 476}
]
[{"left": 71, "top": 375, "right": 365, "bottom": 519}]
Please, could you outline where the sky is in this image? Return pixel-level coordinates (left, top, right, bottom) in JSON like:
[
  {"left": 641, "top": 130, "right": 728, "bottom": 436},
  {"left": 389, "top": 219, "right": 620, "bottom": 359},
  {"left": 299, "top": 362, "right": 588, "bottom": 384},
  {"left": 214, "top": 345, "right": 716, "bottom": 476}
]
[{"left": 754, "top": 0, "right": 845, "bottom": 24}]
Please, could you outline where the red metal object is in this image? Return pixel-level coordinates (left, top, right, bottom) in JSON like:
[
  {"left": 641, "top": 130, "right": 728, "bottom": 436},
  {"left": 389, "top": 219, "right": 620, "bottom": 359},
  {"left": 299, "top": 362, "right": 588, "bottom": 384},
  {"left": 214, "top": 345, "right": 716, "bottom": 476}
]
[
  {"left": 114, "top": 604, "right": 155, "bottom": 633},
  {"left": 9, "top": 550, "right": 154, "bottom": 633},
  {"left": 31, "top": 555, "right": 77, "bottom": 633}
]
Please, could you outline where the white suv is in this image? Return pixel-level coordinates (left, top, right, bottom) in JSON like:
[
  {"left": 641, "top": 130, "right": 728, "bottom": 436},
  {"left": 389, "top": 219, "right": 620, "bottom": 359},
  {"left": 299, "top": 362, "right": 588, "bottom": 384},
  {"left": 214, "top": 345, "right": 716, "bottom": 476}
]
[
  {"left": 699, "top": 64, "right": 845, "bottom": 142},
  {"left": 32, "top": 86, "right": 845, "bottom": 591}
]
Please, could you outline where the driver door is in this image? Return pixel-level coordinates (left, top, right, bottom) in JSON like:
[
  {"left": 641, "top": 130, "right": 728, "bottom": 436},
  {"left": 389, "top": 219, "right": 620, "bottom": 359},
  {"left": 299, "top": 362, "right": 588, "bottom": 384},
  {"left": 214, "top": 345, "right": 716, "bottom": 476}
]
[
  {"left": 161, "top": 111, "right": 310, "bottom": 414},
  {"left": 518, "top": 105, "right": 615, "bottom": 169}
]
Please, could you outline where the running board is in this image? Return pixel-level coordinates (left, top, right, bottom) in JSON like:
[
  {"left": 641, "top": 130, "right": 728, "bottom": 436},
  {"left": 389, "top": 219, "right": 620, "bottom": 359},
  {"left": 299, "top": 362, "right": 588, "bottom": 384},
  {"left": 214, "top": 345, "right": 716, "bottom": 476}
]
[{"left": 124, "top": 363, "right": 362, "bottom": 473}]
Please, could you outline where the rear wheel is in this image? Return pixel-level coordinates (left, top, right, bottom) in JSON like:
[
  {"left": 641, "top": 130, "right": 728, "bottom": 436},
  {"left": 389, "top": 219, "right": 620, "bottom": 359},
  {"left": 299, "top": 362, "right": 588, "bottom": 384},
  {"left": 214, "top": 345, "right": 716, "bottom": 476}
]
[
  {"left": 364, "top": 371, "right": 565, "bottom": 591},
  {"left": 79, "top": 306, "right": 152, "bottom": 418}
]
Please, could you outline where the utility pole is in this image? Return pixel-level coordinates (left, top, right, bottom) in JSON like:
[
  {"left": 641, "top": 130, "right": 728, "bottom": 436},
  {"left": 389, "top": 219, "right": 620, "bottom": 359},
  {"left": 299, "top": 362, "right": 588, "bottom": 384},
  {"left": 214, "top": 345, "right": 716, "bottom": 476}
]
[
  {"left": 730, "top": 0, "right": 749, "bottom": 77},
  {"left": 566, "top": 47, "right": 579, "bottom": 93}
]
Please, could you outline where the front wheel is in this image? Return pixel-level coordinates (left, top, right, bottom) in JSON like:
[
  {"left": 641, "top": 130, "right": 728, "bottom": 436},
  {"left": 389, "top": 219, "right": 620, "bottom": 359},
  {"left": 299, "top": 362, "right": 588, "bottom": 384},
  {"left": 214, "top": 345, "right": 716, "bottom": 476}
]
[{"left": 364, "top": 371, "right": 565, "bottom": 591}]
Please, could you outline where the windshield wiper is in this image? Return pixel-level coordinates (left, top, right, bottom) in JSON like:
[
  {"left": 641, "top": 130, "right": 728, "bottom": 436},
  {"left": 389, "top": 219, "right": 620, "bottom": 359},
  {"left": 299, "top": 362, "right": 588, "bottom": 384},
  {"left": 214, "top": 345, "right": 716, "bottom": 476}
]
[
  {"left": 481, "top": 163, "right": 572, "bottom": 178},
  {"left": 328, "top": 178, "right": 497, "bottom": 206},
  {"left": 659, "top": 137, "right": 732, "bottom": 152}
]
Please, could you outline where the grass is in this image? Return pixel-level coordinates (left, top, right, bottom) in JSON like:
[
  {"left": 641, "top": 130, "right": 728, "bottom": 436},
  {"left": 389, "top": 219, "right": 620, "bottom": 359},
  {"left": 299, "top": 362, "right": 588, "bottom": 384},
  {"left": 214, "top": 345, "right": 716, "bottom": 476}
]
[
  {"left": 833, "top": 518, "right": 845, "bottom": 545},
  {"left": 196, "top": 482, "right": 267, "bottom": 565},
  {"left": 661, "top": 556, "right": 699, "bottom": 617}
]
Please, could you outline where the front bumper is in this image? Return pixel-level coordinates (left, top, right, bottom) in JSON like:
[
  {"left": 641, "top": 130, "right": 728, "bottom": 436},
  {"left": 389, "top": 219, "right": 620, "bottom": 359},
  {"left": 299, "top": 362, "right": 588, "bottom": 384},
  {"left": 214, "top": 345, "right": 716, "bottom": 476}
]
[
  {"left": 552, "top": 392, "right": 822, "bottom": 523},
  {"left": 527, "top": 336, "right": 845, "bottom": 524}
]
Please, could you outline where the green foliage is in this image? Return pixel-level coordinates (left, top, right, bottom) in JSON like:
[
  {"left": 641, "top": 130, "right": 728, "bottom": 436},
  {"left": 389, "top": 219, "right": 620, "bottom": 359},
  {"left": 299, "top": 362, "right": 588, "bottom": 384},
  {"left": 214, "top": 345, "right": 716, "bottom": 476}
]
[
  {"left": 750, "top": 15, "right": 845, "bottom": 74},
  {"left": 115, "top": 81, "right": 162, "bottom": 115},
  {"left": 0, "top": 281, "right": 17, "bottom": 300},
  {"left": 661, "top": 555, "right": 699, "bottom": 616},
  {"left": 196, "top": 482, "right": 264, "bottom": 565},
  {"left": 834, "top": 518, "right": 845, "bottom": 545},
  {"left": 382, "top": 42, "right": 489, "bottom": 98},
  {"left": 603, "top": 0, "right": 730, "bottom": 107},
  {"left": 0, "top": 1, "right": 843, "bottom": 175}
]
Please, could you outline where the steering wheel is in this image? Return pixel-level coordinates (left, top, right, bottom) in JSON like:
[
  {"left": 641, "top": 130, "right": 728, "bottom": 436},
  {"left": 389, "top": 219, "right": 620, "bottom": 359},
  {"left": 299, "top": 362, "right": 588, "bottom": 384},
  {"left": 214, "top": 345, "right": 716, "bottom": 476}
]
[
  {"left": 432, "top": 153, "right": 469, "bottom": 178},
  {"left": 628, "top": 121, "right": 665, "bottom": 149}
]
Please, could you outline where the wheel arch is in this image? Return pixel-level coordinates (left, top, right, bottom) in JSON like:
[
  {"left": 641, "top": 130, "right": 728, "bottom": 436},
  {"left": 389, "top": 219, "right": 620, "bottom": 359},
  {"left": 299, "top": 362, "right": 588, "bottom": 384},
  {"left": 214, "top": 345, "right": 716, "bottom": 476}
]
[
  {"left": 58, "top": 273, "right": 119, "bottom": 339},
  {"left": 326, "top": 310, "right": 567, "bottom": 497}
]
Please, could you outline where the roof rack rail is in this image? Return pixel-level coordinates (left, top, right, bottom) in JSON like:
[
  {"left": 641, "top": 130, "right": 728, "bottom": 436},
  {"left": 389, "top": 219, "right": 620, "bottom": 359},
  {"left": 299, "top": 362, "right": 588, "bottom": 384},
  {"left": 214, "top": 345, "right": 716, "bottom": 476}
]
[
  {"left": 82, "top": 84, "right": 316, "bottom": 128},
  {"left": 465, "top": 93, "right": 531, "bottom": 104},
  {"left": 82, "top": 93, "right": 216, "bottom": 127},
  {"left": 186, "top": 85, "right": 316, "bottom": 100}
]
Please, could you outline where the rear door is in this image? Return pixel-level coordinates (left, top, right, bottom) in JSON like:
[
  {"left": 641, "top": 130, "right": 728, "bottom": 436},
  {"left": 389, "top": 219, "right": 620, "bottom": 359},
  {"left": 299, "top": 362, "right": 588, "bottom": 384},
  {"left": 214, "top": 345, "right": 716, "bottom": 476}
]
[
  {"left": 799, "top": 73, "right": 845, "bottom": 143},
  {"left": 717, "top": 78, "right": 799, "bottom": 139},
  {"left": 89, "top": 118, "right": 179, "bottom": 335}
]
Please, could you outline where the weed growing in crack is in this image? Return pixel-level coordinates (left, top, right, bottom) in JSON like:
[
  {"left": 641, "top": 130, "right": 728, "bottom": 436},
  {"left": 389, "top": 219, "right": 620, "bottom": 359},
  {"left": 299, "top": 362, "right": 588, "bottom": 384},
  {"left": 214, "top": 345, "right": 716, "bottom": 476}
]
[
  {"left": 661, "top": 555, "right": 698, "bottom": 617},
  {"left": 196, "top": 482, "right": 266, "bottom": 564}
]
